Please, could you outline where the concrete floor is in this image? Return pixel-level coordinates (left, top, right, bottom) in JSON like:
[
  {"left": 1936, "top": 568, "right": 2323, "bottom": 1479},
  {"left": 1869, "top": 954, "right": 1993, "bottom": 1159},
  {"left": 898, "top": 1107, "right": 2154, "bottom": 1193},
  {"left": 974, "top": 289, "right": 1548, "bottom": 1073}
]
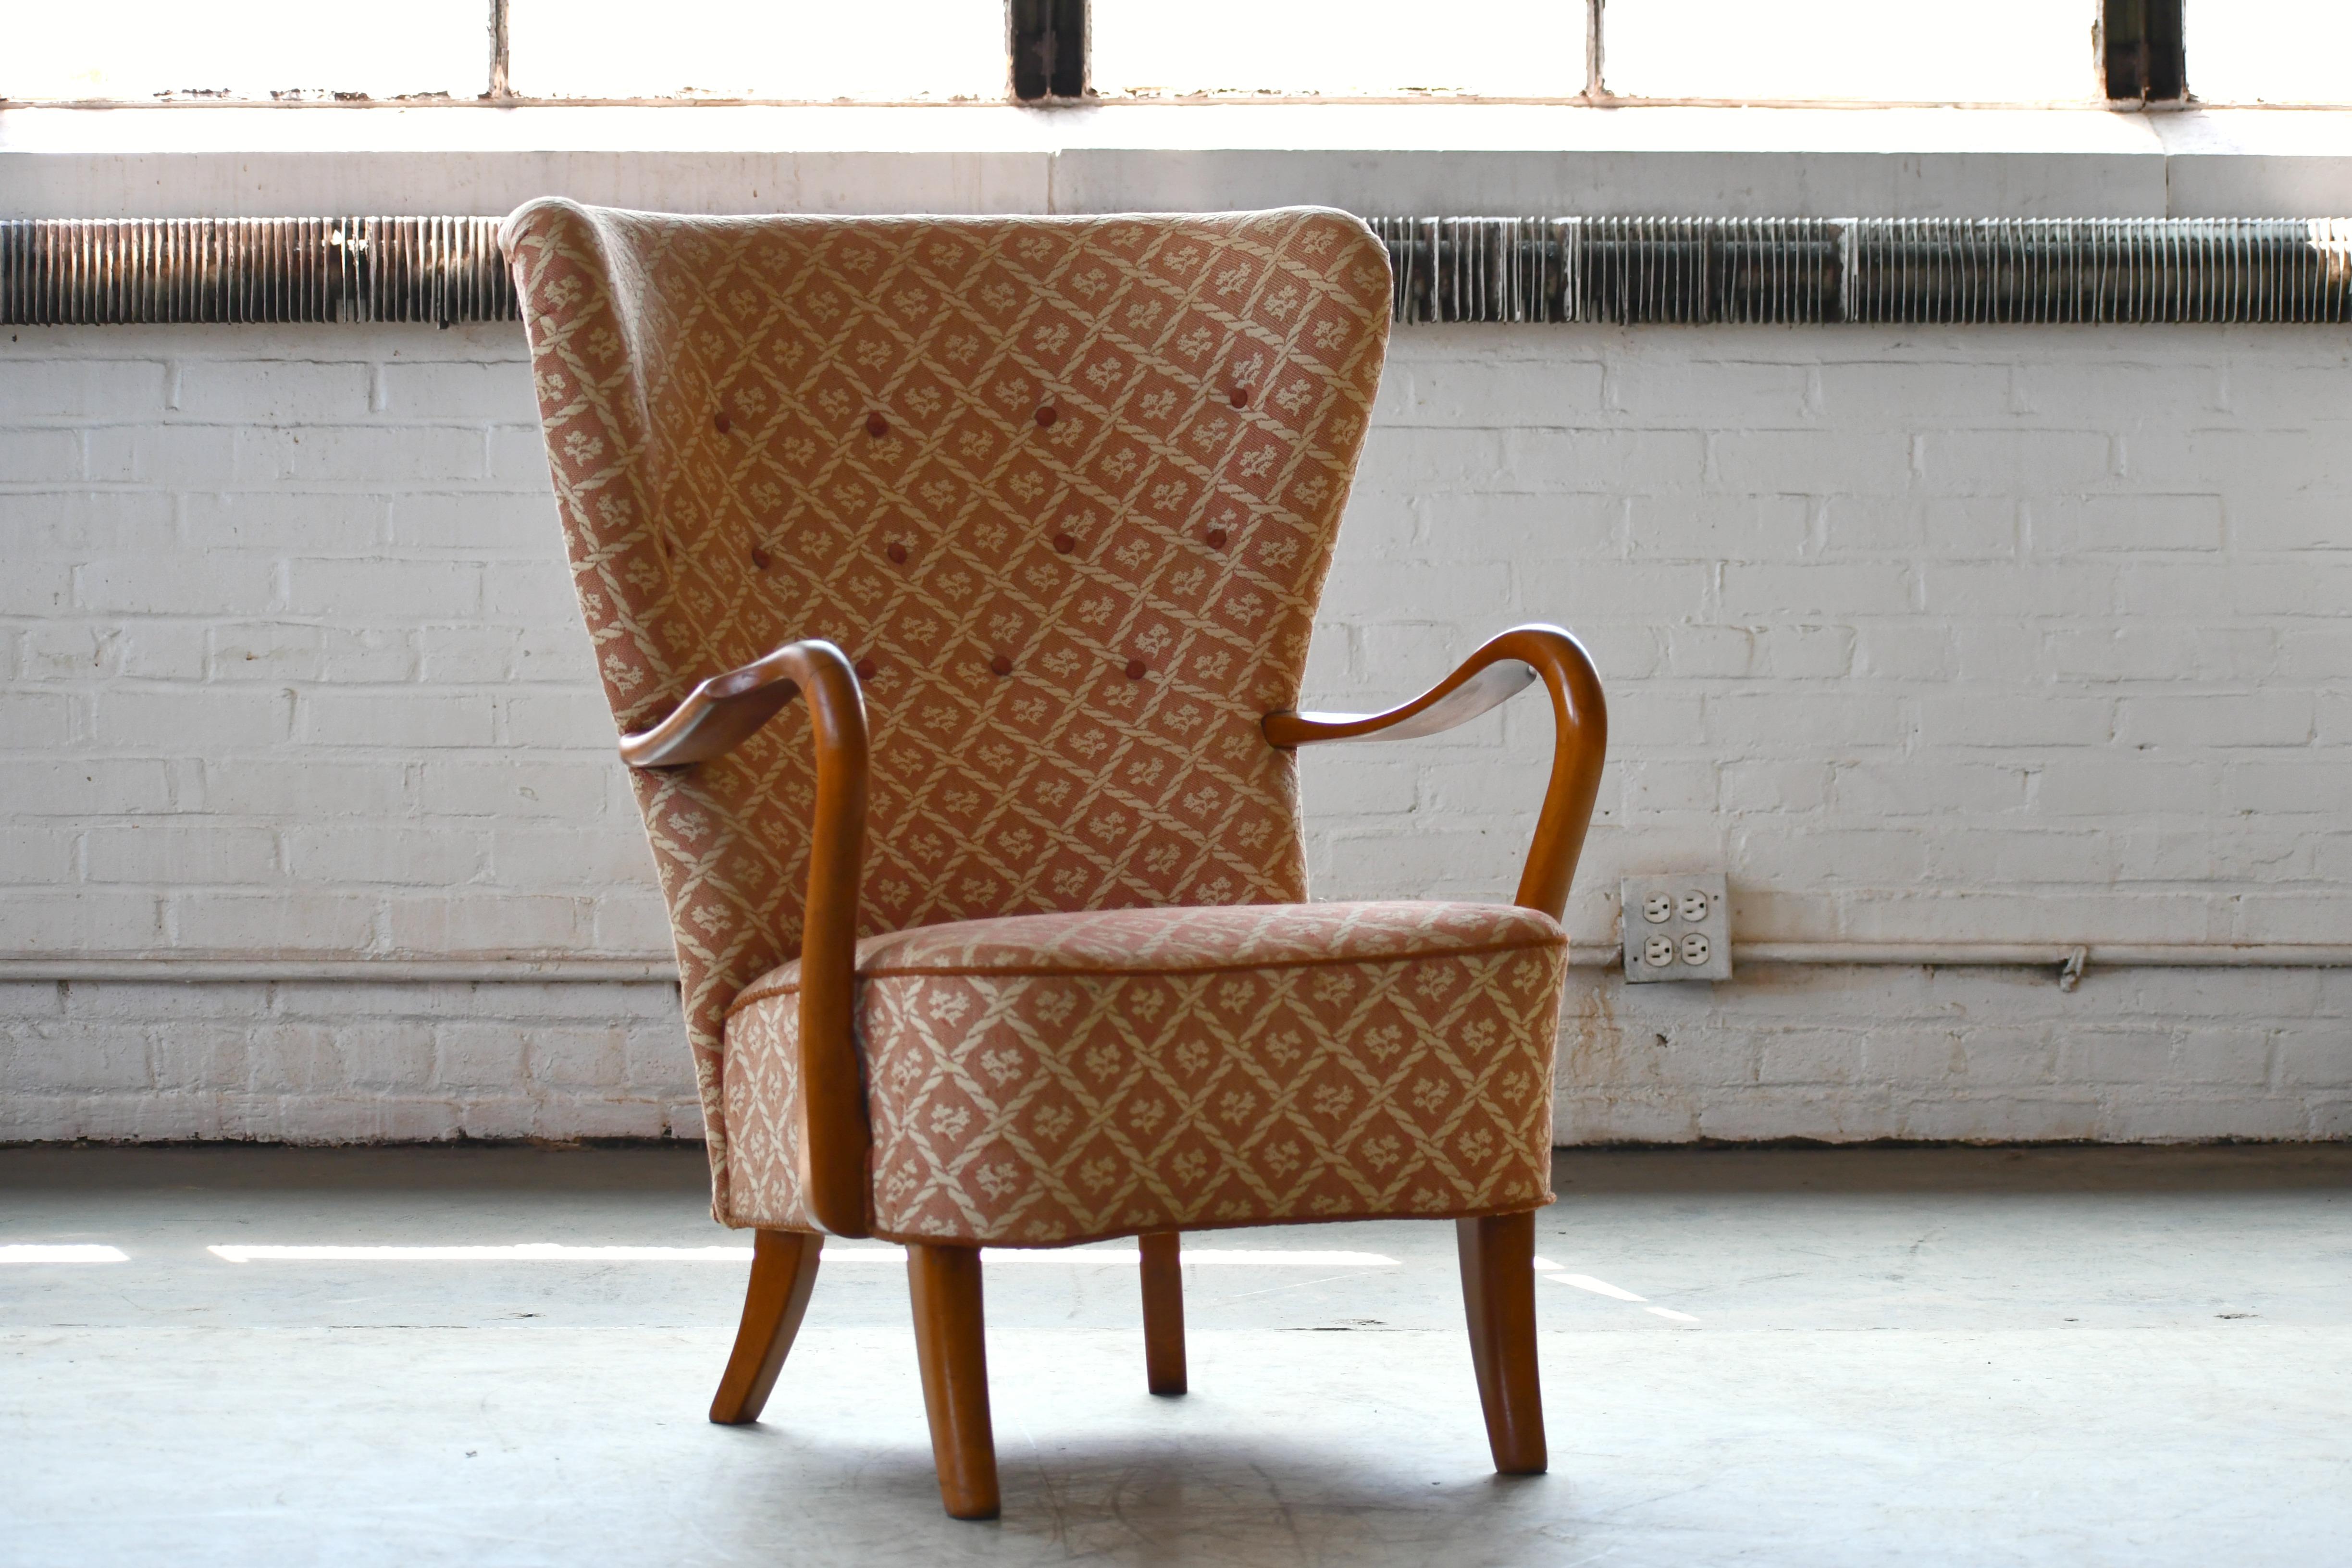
[{"left": 3, "top": 1144, "right": 2348, "bottom": 1566}]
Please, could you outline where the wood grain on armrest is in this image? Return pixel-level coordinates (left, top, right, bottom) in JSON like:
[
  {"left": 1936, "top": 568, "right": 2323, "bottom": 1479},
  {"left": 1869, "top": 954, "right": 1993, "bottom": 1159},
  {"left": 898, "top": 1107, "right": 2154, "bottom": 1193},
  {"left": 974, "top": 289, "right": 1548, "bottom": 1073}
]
[
  {"left": 1262, "top": 659, "right": 1537, "bottom": 746},
  {"left": 619, "top": 645, "right": 813, "bottom": 768},
  {"left": 1263, "top": 623, "right": 1608, "bottom": 921}
]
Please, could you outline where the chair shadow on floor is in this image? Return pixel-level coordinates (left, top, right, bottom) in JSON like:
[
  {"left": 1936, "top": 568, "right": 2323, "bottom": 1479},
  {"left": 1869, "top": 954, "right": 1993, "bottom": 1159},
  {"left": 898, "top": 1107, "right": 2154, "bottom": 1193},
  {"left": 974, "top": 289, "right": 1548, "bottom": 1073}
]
[{"left": 722, "top": 1421, "right": 1570, "bottom": 1562}]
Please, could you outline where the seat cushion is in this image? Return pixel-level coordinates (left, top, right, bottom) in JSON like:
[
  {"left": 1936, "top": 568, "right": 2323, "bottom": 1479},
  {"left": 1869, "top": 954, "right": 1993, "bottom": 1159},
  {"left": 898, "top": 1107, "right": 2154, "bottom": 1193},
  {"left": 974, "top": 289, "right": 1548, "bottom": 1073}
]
[{"left": 720, "top": 901, "right": 1566, "bottom": 1245}]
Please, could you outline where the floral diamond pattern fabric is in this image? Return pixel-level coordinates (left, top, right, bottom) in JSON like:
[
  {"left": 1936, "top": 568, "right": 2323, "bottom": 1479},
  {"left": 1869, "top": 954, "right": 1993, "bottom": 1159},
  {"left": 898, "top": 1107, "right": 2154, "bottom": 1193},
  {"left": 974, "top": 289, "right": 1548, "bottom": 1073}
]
[
  {"left": 723, "top": 902, "right": 1565, "bottom": 1244},
  {"left": 503, "top": 200, "right": 1560, "bottom": 1234}
]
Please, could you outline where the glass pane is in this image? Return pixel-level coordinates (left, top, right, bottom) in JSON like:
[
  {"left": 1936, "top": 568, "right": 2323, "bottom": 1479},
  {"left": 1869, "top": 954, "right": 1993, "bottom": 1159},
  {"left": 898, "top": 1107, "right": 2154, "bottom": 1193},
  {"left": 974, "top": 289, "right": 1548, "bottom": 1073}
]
[
  {"left": 5, "top": 0, "right": 483, "bottom": 101},
  {"left": 1605, "top": 0, "right": 2097, "bottom": 102},
  {"left": 2187, "top": 0, "right": 2352, "bottom": 103},
  {"left": 507, "top": 0, "right": 1003, "bottom": 100},
  {"left": 1092, "top": 0, "right": 1585, "bottom": 98}
]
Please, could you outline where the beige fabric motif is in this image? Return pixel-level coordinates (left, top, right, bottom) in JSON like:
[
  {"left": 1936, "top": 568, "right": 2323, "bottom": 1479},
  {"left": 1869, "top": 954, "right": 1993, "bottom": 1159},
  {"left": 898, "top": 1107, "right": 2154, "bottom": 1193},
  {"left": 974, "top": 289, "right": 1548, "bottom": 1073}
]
[{"left": 723, "top": 902, "right": 1565, "bottom": 1244}]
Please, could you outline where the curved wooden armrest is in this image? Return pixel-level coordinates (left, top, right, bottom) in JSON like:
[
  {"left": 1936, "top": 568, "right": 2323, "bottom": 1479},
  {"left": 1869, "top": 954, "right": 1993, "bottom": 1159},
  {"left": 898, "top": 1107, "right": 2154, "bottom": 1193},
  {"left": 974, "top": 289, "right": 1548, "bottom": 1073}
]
[
  {"left": 621, "top": 640, "right": 874, "bottom": 1238},
  {"left": 620, "top": 644, "right": 821, "bottom": 768},
  {"left": 1263, "top": 623, "right": 1608, "bottom": 921},
  {"left": 1265, "top": 658, "right": 1539, "bottom": 746}
]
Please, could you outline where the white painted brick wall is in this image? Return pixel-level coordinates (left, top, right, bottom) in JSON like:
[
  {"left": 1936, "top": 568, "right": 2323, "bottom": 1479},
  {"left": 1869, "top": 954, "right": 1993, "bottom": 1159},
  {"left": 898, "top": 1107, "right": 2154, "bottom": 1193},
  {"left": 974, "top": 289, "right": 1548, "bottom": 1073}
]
[
  {"left": 3, "top": 321, "right": 2348, "bottom": 1142},
  {"left": 0, "top": 978, "right": 696, "bottom": 1142}
]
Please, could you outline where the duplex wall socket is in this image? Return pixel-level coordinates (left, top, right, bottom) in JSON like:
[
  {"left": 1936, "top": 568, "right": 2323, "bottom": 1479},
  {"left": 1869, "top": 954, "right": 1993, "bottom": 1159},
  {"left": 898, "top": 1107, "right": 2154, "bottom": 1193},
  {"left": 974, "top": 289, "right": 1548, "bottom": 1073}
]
[{"left": 1621, "top": 873, "right": 1732, "bottom": 983}]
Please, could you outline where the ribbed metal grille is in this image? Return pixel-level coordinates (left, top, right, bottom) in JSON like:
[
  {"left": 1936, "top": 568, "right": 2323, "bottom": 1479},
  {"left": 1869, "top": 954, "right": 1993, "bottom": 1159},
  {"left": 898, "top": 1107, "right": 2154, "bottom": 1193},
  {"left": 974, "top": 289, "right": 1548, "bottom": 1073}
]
[
  {"left": 1374, "top": 217, "right": 2352, "bottom": 325},
  {"left": 6, "top": 215, "right": 2351, "bottom": 327},
  {"left": 0, "top": 217, "right": 515, "bottom": 325}
]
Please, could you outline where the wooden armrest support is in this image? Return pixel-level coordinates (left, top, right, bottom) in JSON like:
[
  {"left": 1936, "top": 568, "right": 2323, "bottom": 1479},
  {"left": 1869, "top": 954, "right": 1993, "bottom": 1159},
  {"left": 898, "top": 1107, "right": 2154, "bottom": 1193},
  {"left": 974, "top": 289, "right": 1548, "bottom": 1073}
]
[
  {"left": 621, "top": 640, "right": 874, "bottom": 1238},
  {"left": 1263, "top": 623, "right": 1608, "bottom": 921}
]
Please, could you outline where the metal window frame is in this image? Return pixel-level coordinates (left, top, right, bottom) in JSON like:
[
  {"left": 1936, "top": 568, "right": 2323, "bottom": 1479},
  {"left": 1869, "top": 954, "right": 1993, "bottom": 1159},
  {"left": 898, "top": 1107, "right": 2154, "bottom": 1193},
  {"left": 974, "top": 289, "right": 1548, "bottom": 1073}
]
[
  {"left": 0, "top": 0, "right": 2225, "bottom": 110},
  {"left": 488, "top": 0, "right": 511, "bottom": 100},
  {"left": 2100, "top": 0, "right": 2187, "bottom": 102},
  {"left": 1009, "top": 0, "right": 1088, "bottom": 104}
]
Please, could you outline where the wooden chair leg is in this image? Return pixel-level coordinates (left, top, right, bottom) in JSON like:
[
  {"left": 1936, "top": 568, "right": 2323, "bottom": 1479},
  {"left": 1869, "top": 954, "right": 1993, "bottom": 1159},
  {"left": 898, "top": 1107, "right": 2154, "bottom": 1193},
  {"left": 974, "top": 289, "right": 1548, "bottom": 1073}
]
[
  {"left": 1457, "top": 1211, "right": 1547, "bottom": 1475},
  {"left": 907, "top": 1243, "right": 1000, "bottom": 1520},
  {"left": 1139, "top": 1231, "right": 1187, "bottom": 1395},
  {"left": 709, "top": 1229, "right": 824, "bottom": 1425}
]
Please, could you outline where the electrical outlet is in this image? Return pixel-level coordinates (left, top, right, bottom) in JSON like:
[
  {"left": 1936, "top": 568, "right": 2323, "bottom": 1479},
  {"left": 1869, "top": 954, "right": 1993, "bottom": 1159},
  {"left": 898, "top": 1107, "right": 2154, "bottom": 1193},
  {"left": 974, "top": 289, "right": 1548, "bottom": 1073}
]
[{"left": 1621, "top": 873, "right": 1731, "bottom": 983}]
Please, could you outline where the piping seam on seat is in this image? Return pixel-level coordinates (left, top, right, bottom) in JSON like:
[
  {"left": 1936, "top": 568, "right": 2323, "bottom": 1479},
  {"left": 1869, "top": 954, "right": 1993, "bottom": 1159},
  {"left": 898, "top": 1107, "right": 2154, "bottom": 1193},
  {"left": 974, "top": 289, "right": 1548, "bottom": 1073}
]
[{"left": 722, "top": 934, "right": 1565, "bottom": 1018}]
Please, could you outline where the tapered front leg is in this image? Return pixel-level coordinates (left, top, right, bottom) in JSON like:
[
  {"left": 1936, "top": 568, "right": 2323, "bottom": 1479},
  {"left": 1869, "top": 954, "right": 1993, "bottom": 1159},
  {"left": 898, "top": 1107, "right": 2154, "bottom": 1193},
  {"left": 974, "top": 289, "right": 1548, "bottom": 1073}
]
[
  {"left": 907, "top": 1243, "right": 1000, "bottom": 1519},
  {"left": 1139, "top": 1232, "right": 1187, "bottom": 1395},
  {"left": 1457, "top": 1211, "right": 1547, "bottom": 1474},
  {"left": 709, "top": 1230, "right": 824, "bottom": 1424}
]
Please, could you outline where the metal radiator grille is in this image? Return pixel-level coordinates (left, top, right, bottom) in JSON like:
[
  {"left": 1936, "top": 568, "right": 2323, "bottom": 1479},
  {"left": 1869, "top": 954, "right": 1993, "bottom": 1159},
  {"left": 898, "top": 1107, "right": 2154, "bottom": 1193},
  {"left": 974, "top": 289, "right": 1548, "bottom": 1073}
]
[
  {"left": 1374, "top": 217, "right": 2352, "bottom": 325},
  {"left": 4, "top": 215, "right": 2349, "bottom": 327},
  {"left": 0, "top": 217, "right": 514, "bottom": 325}
]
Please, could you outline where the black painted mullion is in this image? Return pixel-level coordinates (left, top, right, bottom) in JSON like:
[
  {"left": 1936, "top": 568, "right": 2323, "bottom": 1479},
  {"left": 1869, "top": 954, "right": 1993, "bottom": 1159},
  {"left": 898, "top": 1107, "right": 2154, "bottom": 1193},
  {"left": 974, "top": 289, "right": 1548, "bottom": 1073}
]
[
  {"left": 1010, "top": 0, "right": 1087, "bottom": 103},
  {"left": 2103, "top": 0, "right": 2186, "bottom": 102}
]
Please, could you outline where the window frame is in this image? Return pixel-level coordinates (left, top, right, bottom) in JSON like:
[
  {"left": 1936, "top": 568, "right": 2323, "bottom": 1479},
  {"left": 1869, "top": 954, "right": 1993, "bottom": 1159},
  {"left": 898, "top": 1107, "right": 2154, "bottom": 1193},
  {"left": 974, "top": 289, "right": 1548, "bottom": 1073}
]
[{"left": 0, "top": 0, "right": 2313, "bottom": 111}]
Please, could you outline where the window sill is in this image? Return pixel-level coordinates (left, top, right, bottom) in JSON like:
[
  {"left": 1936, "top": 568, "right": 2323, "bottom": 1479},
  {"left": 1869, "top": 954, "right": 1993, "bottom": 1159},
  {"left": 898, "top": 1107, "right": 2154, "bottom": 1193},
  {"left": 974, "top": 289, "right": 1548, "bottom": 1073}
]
[{"left": 4, "top": 102, "right": 2349, "bottom": 219}]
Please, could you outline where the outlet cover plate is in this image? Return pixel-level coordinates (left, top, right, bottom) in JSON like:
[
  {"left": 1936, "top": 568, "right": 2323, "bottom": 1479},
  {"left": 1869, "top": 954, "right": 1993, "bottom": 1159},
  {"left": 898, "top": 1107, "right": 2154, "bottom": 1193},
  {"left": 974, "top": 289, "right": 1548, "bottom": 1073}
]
[{"left": 1622, "top": 873, "right": 1731, "bottom": 983}]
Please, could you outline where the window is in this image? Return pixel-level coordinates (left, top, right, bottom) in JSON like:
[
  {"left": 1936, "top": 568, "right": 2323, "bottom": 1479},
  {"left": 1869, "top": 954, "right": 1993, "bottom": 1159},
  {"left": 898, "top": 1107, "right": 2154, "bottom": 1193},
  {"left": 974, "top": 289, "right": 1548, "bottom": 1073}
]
[
  {"left": 9, "top": 0, "right": 483, "bottom": 102},
  {"left": 5, "top": 0, "right": 2347, "bottom": 108},
  {"left": 1603, "top": 0, "right": 2094, "bottom": 104},
  {"left": 504, "top": 0, "right": 1001, "bottom": 101},
  {"left": 2184, "top": 0, "right": 2352, "bottom": 104},
  {"left": 1089, "top": 0, "right": 1585, "bottom": 99}
]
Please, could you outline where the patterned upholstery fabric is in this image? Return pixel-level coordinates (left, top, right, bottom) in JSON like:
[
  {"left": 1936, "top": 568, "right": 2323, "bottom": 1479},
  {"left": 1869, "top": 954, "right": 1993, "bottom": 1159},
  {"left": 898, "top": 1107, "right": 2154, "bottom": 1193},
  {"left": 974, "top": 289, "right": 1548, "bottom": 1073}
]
[
  {"left": 722, "top": 902, "right": 1565, "bottom": 1244},
  {"left": 503, "top": 201, "right": 1560, "bottom": 1234}
]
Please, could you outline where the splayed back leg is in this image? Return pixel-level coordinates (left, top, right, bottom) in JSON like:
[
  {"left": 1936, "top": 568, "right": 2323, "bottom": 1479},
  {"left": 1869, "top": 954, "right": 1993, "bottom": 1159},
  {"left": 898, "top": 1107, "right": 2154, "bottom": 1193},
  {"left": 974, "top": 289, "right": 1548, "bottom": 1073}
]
[{"left": 709, "top": 1230, "right": 824, "bottom": 1425}]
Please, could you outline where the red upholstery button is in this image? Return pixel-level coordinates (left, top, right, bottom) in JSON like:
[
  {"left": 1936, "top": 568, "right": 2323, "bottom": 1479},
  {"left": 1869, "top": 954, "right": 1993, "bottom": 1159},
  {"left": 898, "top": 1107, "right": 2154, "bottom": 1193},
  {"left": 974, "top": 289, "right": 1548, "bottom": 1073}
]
[
  {"left": 750, "top": 546, "right": 771, "bottom": 570},
  {"left": 1229, "top": 385, "right": 1252, "bottom": 409},
  {"left": 713, "top": 412, "right": 731, "bottom": 433},
  {"left": 865, "top": 412, "right": 890, "bottom": 438},
  {"left": 1052, "top": 532, "right": 1076, "bottom": 554},
  {"left": 990, "top": 654, "right": 1013, "bottom": 677},
  {"left": 1205, "top": 528, "right": 1228, "bottom": 549},
  {"left": 887, "top": 542, "right": 909, "bottom": 564},
  {"left": 854, "top": 658, "right": 877, "bottom": 681},
  {"left": 1035, "top": 405, "right": 1058, "bottom": 428},
  {"left": 1125, "top": 658, "right": 1147, "bottom": 680}
]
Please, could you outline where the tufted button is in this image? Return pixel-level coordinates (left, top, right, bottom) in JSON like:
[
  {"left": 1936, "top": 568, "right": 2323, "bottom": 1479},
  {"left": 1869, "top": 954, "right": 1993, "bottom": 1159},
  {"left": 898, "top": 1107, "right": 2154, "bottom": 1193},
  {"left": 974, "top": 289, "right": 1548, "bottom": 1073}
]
[
  {"left": 865, "top": 411, "right": 891, "bottom": 438},
  {"left": 750, "top": 545, "right": 772, "bottom": 570},
  {"left": 854, "top": 658, "right": 877, "bottom": 682},
  {"left": 886, "top": 541, "right": 909, "bottom": 565},
  {"left": 1125, "top": 658, "right": 1147, "bottom": 680},
  {"left": 990, "top": 654, "right": 1014, "bottom": 678},
  {"left": 713, "top": 412, "right": 732, "bottom": 433},
  {"left": 1052, "top": 532, "right": 1076, "bottom": 555},
  {"left": 1035, "top": 405, "right": 1058, "bottom": 428},
  {"left": 1205, "top": 527, "right": 1228, "bottom": 549},
  {"left": 1229, "top": 385, "right": 1252, "bottom": 409}
]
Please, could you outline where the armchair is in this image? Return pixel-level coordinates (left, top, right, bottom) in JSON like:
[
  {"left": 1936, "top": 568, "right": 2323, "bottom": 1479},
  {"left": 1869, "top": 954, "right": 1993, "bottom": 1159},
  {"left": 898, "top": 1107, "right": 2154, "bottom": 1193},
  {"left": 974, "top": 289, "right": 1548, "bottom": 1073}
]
[{"left": 505, "top": 200, "right": 1607, "bottom": 1520}]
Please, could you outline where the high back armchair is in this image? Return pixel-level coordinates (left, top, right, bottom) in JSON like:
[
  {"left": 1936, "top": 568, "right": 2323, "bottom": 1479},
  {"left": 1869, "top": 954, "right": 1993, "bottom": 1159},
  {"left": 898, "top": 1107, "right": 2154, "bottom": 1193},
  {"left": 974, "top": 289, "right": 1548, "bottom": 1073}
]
[{"left": 504, "top": 199, "right": 1607, "bottom": 1519}]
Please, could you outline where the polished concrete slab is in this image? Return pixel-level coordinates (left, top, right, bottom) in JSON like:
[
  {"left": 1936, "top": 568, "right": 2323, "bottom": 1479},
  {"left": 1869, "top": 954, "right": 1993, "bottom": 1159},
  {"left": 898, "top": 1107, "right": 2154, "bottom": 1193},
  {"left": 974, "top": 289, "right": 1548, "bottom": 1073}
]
[{"left": 4, "top": 1143, "right": 2348, "bottom": 1564}]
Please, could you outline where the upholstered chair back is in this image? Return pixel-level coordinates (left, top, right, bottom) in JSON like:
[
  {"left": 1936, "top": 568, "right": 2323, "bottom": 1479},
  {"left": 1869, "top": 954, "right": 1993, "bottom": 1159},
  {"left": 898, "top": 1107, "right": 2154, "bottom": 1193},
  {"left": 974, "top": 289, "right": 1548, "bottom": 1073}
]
[{"left": 503, "top": 202, "right": 1394, "bottom": 1195}]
